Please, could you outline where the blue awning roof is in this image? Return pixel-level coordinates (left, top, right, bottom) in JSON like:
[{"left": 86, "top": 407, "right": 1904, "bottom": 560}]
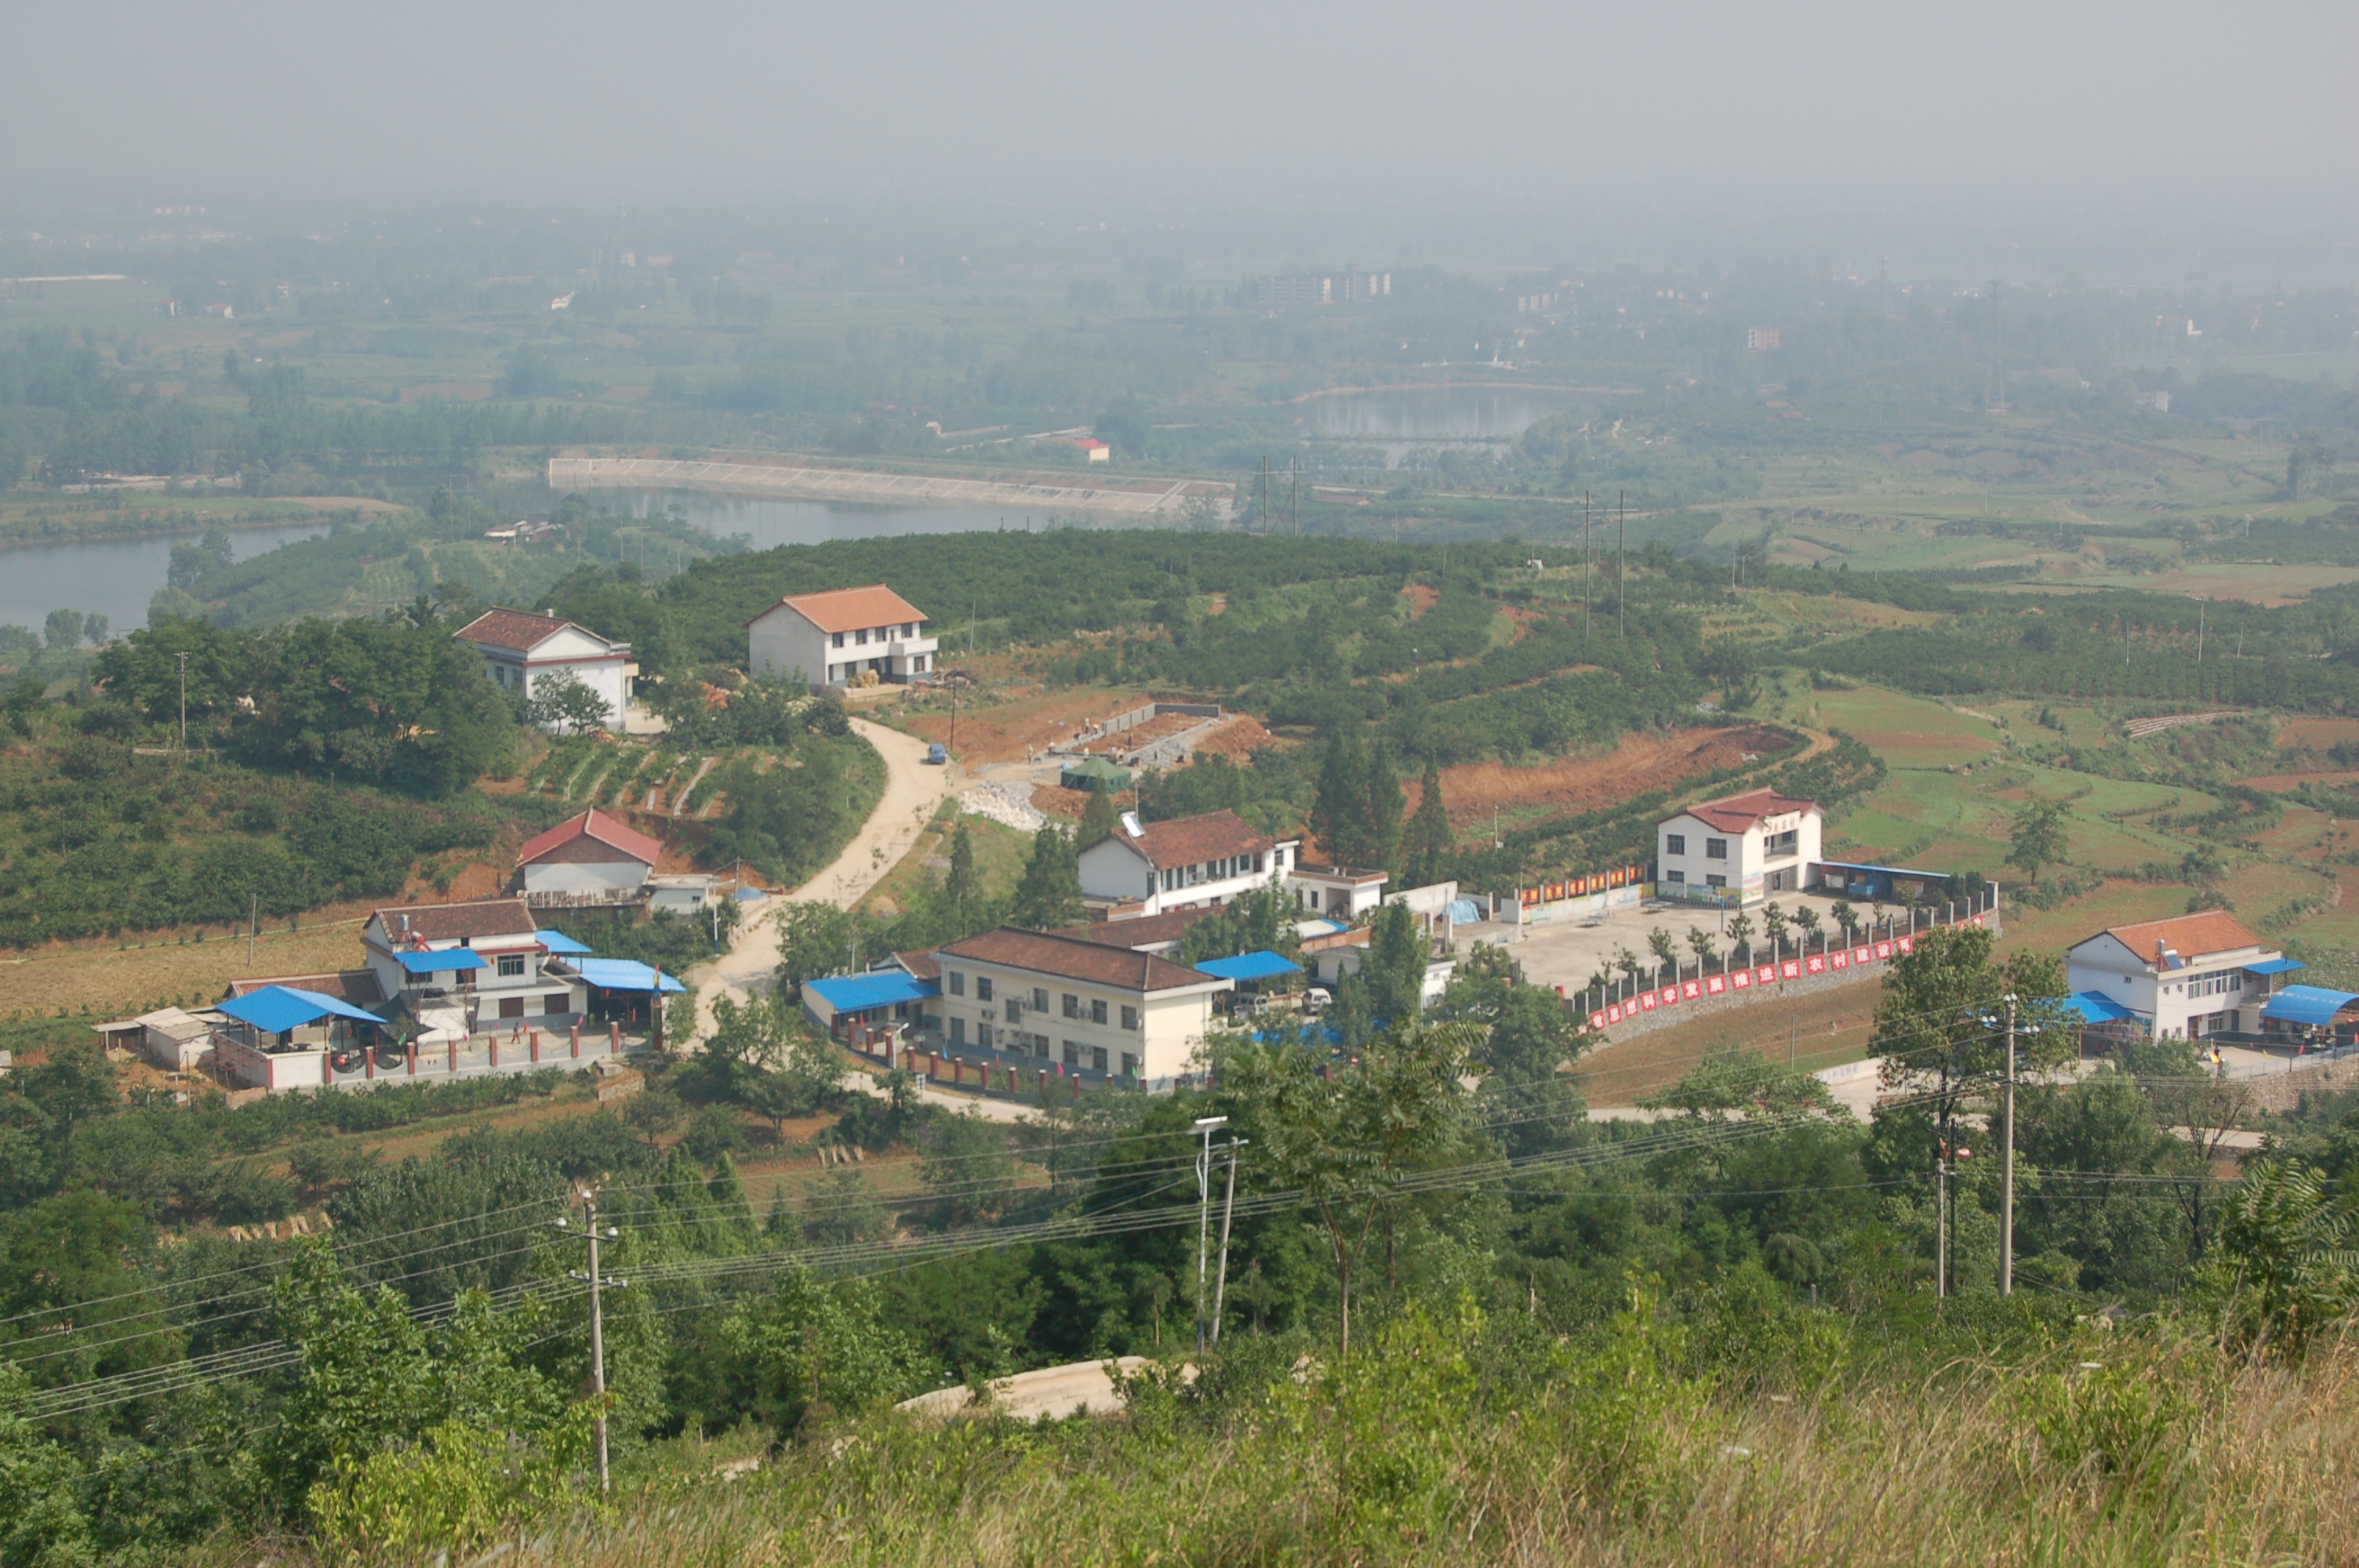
[
  {"left": 2245, "top": 956, "right": 2306, "bottom": 976},
  {"left": 2263, "top": 985, "right": 2359, "bottom": 1026},
  {"left": 218, "top": 985, "right": 387, "bottom": 1034},
  {"left": 1194, "top": 950, "right": 1303, "bottom": 982},
  {"left": 394, "top": 948, "right": 486, "bottom": 974},
  {"left": 535, "top": 929, "right": 594, "bottom": 956},
  {"left": 2060, "top": 990, "right": 2139, "bottom": 1025},
  {"left": 732, "top": 887, "right": 768, "bottom": 902},
  {"left": 806, "top": 971, "right": 938, "bottom": 1013},
  {"left": 570, "top": 957, "right": 687, "bottom": 994}
]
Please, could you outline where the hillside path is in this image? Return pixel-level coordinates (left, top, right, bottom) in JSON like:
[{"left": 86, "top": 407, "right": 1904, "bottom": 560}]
[{"left": 683, "top": 716, "right": 963, "bottom": 1045}]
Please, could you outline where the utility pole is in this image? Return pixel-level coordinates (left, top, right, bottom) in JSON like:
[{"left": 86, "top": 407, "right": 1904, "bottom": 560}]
[
  {"left": 1209, "top": 1136, "right": 1245, "bottom": 1345},
  {"left": 1617, "top": 490, "right": 1627, "bottom": 640},
  {"left": 1582, "top": 490, "right": 1592, "bottom": 641},
  {"left": 175, "top": 651, "right": 190, "bottom": 749},
  {"left": 248, "top": 893, "right": 257, "bottom": 967},
  {"left": 1935, "top": 1138, "right": 1949, "bottom": 1299},
  {"left": 1289, "top": 455, "right": 1299, "bottom": 536},
  {"left": 558, "top": 1188, "right": 626, "bottom": 1494},
  {"left": 2001, "top": 994, "right": 2018, "bottom": 1298},
  {"left": 1191, "top": 1116, "right": 1227, "bottom": 1354}
]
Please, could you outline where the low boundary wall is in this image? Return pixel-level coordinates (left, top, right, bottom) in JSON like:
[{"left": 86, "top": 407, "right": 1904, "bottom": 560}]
[{"left": 1572, "top": 902, "right": 2001, "bottom": 1044}]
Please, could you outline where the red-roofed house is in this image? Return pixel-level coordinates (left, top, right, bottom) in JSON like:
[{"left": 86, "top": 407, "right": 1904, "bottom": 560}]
[
  {"left": 2066, "top": 913, "right": 2283, "bottom": 1040},
  {"left": 1656, "top": 789, "right": 1822, "bottom": 902},
  {"left": 516, "top": 809, "right": 664, "bottom": 906},
  {"left": 1077, "top": 808, "right": 1303, "bottom": 916},
  {"left": 453, "top": 608, "right": 632, "bottom": 732},
  {"left": 747, "top": 583, "right": 937, "bottom": 690}
]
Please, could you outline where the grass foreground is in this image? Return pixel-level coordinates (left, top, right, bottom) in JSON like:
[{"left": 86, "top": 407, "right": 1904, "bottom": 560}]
[{"left": 231, "top": 1290, "right": 2359, "bottom": 1568}]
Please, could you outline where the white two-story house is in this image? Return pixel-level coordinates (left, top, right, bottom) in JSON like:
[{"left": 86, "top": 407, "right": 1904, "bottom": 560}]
[
  {"left": 1657, "top": 789, "right": 1823, "bottom": 902},
  {"left": 931, "top": 927, "right": 1233, "bottom": 1087},
  {"left": 362, "top": 898, "right": 585, "bottom": 1036},
  {"left": 1077, "top": 809, "right": 1300, "bottom": 916},
  {"left": 747, "top": 583, "right": 937, "bottom": 690},
  {"left": 2064, "top": 912, "right": 2286, "bottom": 1040},
  {"left": 453, "top": 609, "right": 633, "bottom": 732}
]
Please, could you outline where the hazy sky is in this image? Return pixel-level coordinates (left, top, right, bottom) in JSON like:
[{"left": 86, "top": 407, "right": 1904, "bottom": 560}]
[{"left": 5, "top": 0, "right": 2354, "bottom": 214}]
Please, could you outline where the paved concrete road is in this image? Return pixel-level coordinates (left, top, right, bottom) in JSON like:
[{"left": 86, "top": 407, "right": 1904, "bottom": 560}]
[
  {"left": 683, "top": 716, "right": 962, "bottom": 1046},
  {"left": 897, "top": 1357, "right": 1157, "bottom": 1422}
]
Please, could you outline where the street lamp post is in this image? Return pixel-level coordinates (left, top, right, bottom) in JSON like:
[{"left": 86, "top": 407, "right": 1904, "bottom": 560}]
[{"left": 1191, "top": 1116, "right": 1227, "bottom": 1353}]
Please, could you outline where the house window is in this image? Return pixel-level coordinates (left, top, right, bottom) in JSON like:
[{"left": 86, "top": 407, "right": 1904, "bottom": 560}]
[
  {"left": 1121, "top": 1052, "right": 1140, "bottom": 1079},
  {"left": 948, "top": 971, "right": 966, "bottom": 996},
  {"left": 1063, "top": 1040, "right": 1081, "bottom": 1066},
  {"left": 951, "top": 1017, "right": 966, "bottom": 1044},
  {"left": 1120, "top": 1004, "right": 1140, "bottom": 1031},
  {"left": 497, "top": 954, "right": 526, "bottom": 978},
  {"left": 545, "top": 994, "right": 569, "bottom": 1014},
  {"left": 1089, "top": 1047, "right": 1108, "bottom": 1073},
  {"left": 1765, "top": 829, "right": 1798, "bottom": 858},
  {"left": 1705, "top": 837, "right": 1728, "bottom": 860},
  {"left": 1063, "top": 993, "right": 1081, "bottom": 1018},
  {"left": 1706, "top": 874, "right": 1727, "bottom": 889},
  {"left": 1005, "top": 1000, "right": 1023, "bottom": 1025},
  {"left": 499, "top": 996, "right": 525, "bottom": 1018},
  {"left": 1090, "top": 999, "right": 1108, "bottom": 1025},
  {"left": 832, "top": 631, "right": 845, "bottom": 648},
  {"left": 1032, "top": 987, "right": 1049, "bottom": 1011},
  {"left": 1666, "top": 833, "right": 1687, "bottom": 856},
  {"left": 976, "top": 975, "right": 994, "bottom": 1002},
  {"left": 1253, "top": 852, "right": 1265, "bottom": 873},
  {"left": 1663, "top": 869, "right": 1685, "bottom": 885}
]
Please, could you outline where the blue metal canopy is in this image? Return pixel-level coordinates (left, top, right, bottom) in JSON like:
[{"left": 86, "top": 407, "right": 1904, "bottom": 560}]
[
  {"left": 535, "top": 929, "right": 594, "bottom": 956},
  {"left": 2263, "top": 985, "right": 2359, "bottom": 1027},
  {"left": 2059, "top": 990, "right": 2139, "bottom": 1025},
  {"left": 571, "top": 957, "right": 687, "bottom": 994},
  {"left": 2244, "top": 956, "right": 2307, "bottom": 976},
  {"left": 806, "top": 971, "right": 937, "bottom": 1013},
  {"left": 218, "top": 985, "right": 386, "bottom": 1035},
  {"left": 1195, "top": 950, "right": 1303, "bottom": 982},
  {"left": 394, "top": 949, "right": 486, "bottom": 974}
]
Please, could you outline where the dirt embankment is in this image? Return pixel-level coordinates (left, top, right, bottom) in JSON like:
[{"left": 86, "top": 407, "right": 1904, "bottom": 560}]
[{"left": 1410, "top": 725, "right": 1797, "bottom": 833}]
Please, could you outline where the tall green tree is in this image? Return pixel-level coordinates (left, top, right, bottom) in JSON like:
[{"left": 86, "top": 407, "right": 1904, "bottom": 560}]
[
  {"left": 1362, "top": 745, "right": 1404, "bottom": 874},
  {"left": 1075, "top": 787, "right": 1118, "bottom": 851},
  {"left": 1402, "top": 760, "right": 1453, "bottom": 889},
  {"left": 1012, "top": 827, "right": 1085, "bottom": 930},
  {"left": 944, "top": 822, "right": 977, "bottom": 914},
  {"left": 1309, "top": 726, "right": 1366, "bottom": 867},
  {"left": 2006, "top": 797, "right": 2071, "bottom": 882}
]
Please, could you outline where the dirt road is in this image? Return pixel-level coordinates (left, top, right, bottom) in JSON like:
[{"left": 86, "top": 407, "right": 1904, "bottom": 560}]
[{"left": 683, "top": 717, "right": 964, "bottom": 1045}]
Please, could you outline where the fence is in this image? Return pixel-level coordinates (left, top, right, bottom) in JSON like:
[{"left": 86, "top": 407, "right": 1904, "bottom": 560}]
[{"left": 1570, "top": 885, "right": 2001, "bottom": 1040}]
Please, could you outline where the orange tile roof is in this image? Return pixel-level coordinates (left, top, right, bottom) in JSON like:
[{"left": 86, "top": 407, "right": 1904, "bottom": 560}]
[
  {"left": 454, "top": 608, "right": 578, "bottom": 653},
  {"left": 516, "top": 809, "right": 663, "bottom": 869},
  {"left": 936, "top": 927, "right": 1223, "bottom": 993},
  {"left": 760, "top": 584, "right": 928, "bottom": 635},
  {"left": 1103, "top": 809, "right": 1275, "bottom": 871},
  {"left": 2090, "top": 913, "right": 2264, "bottom": 964},
  {"left": 1677, "top": 788, "right": 1819, "bottom": 833}
]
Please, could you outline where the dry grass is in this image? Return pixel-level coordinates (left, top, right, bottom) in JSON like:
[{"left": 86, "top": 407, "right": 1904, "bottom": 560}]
[
  {"left": 1412, "top": 725, "right": 1797, "bottom": 837},
  {"left": 290, "top": 1338, "right": 2359, "bottom": 1566}
]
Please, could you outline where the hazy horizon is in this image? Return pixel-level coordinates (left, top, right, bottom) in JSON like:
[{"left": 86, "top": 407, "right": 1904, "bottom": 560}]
[{"left": 7, "top": 0, "right": 2354, "bottom": 224}]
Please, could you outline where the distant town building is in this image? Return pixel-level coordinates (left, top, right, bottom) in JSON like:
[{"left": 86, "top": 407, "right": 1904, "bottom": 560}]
[
  {"left": 1078, "top": 808, "right": 1299, "bottom": 916},
  {"left": 1257, "top": 265, "right": 1390, "bottom": 308},
  {"left": 2135, "top": 390, "right": 2172, "bottom": 413},
  {"left": 1747, "top": 327, "right": 1781, "bottom": 351},
  {"left": 453, "top": 608, "right": 634, "bottom": 731},
  {"left": 1076, "top": 438, "right": 1110, "bottom": 464},
  {"left": 746, "top": 583, "right": 936, "bottom": 689},
  {"left": 1515, "top": 292, "right": 1564, "bottom": 313}
]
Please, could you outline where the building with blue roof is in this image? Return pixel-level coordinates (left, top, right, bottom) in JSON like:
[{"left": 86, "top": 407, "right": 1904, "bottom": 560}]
[
  {"left": 803, "top": 966, "right": 940, "bottom": 1047},
  {"left": 2065, "top": 911, "right": 2294, "bottom": 1042}
]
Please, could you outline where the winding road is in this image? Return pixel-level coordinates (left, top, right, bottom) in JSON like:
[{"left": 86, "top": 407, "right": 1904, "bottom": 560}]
[{"left": 683, "top": 716, "right": 965, "bottom": 1046}]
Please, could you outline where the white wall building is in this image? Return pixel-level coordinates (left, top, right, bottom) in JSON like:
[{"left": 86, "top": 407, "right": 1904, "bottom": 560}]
[
  {"left": 363, "top": 898, "right": 585, "bottom": 1033},
  {"left": 931, "top": 927, "right": 1232, "bottom": 1087},
  {"left": 453, "top": 609, "right": 633, "bottom": 732},
  {"left": 515, "top": 809, "right": 663, "bottom": 907},
  {"left": 2064, "top": 913, "right": 2281, "bottom": 1040},
  {"left": 1078, "top": 809, "right": 1299, "bottom": 916},
  {"left": 1656, "top": 789, "right": 1823, "bottom": 902},
  {"left": 747, "top": 583, "right": 937, "bottom": 689}
]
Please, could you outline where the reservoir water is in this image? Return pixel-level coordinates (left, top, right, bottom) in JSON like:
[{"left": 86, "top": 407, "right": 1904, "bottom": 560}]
[
  {"left": 1309, "top": 386, "right": 1589, "bottom": 443},
  {"left": 0, "top": 520, "right": 331, "bottom": 638},
  {"left": 623, "top": 493, "right": 1107, "bottom": 550}
]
